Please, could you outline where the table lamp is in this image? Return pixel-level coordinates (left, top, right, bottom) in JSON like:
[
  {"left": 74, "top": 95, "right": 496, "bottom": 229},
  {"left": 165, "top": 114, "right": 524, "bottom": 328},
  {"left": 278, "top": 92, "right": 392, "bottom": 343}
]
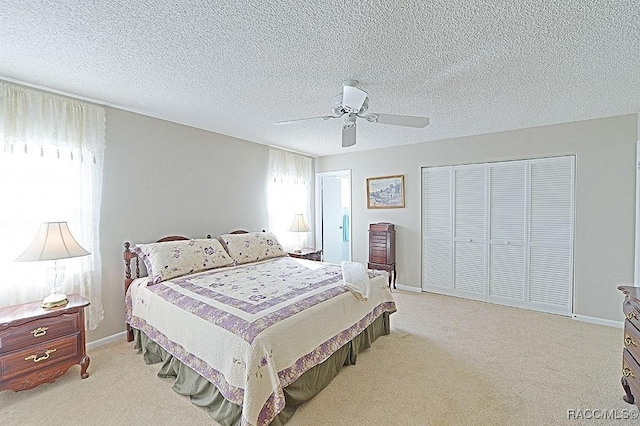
[
  {"left": 16, "top": 221, "right": 90, "bottom": 309},
  {"left": 288, "top": 213, "right": 311, "bottom": 253}
]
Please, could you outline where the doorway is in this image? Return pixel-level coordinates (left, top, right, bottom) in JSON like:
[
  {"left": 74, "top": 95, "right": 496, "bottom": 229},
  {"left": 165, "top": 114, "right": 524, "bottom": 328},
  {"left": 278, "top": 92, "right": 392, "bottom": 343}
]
[{"left": 315, "top": 170, "right": 352, "bottom": 264}]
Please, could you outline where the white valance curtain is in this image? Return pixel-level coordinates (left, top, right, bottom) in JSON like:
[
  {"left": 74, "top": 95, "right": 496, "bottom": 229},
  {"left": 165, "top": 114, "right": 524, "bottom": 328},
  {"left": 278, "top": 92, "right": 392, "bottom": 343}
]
[
  {"left": 267, "top": 149, "right": 313, "bottom": 251},
  {"left": 0, "top": 82, "right": 105, "bottom": 330}
]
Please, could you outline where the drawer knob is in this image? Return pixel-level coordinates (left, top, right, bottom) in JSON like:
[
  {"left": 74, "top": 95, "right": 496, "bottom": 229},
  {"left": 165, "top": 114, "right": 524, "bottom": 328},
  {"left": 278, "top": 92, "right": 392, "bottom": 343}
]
[
  {"left": 625, "top": 334, "right": 637, "bottom": 347},
  {"left": 628, "top": 311, "right": 639, "bottom": 321},
  {"left": 31, "top": 327, "right": 48, "bottom": 337},
  {"left": 25, "top": 348, "right": 57, "bottom": 363},
  {"left": 623, "top": 365, "right": 635, "bottom": 378}
]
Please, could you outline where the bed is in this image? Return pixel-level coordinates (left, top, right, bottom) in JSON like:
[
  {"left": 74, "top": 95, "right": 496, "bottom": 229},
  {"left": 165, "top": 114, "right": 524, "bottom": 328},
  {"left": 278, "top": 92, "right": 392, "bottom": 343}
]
[{"left": 123, "top": 231, "right": 396, "bottom": 426}]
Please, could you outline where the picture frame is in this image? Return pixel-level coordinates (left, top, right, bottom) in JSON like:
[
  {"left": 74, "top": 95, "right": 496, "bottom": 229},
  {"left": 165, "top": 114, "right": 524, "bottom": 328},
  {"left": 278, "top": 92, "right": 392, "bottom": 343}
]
[{"left": 366, "top": 175, "right": 405, "bottom": 209}]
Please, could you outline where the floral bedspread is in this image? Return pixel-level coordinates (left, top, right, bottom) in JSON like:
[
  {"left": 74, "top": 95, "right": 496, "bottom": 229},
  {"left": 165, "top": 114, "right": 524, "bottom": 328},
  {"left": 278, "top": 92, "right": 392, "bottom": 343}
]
[{"left": 126, "top": 256, "right": 396, "bottom": 426}]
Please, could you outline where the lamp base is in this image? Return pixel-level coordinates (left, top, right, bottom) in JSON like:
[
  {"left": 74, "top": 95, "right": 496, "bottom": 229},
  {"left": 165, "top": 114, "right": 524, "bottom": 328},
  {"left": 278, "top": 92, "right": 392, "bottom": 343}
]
[{"left": 41, "top": 292, "right": 69, "bottom": 309}]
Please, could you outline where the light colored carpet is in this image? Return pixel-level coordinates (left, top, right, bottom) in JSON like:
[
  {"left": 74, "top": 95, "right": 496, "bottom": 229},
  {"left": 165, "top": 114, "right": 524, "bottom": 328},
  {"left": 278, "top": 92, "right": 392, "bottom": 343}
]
[{"left": 1, "top": 290, "right": 637, "bottom": 425}]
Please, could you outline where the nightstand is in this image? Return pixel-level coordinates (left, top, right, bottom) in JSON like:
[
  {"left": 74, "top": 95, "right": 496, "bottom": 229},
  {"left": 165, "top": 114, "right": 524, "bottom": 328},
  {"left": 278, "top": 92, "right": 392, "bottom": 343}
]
[
  {"left": 288, "top": 248, "right": 322, "bottom": 261},
  {"left": 0, "top": 293, "right": 90, "bottom": 392}
]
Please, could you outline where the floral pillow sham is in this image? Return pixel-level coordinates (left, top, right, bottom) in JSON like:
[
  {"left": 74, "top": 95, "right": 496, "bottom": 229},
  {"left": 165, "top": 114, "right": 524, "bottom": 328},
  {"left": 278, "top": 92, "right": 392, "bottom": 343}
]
[
  {"left": 134, "top": 238, "right": 235, "bottom": 284},
  {"left": 218, "top": 231, "right": 286, "bottom": 265}
]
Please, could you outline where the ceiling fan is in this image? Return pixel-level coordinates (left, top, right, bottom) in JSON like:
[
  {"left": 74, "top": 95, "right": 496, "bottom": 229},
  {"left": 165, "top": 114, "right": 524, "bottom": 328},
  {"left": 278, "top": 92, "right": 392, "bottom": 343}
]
[{"left": 275, "top": 80, "right": 430, "bottom": 147}]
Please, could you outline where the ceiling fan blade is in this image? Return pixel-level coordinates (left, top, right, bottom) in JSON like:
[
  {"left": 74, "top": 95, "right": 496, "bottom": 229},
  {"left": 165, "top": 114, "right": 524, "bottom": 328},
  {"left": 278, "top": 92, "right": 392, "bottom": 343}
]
[
  {"left": 342, "top": 123, "right": 356, "bottom": 147},
  {"left": 275, "top": 115, "right": 339, "bottom": 125},
  {"left": 342, "top": 86, "right": 368, "bottom": 112},
  {"left": 364, "top": 113, "right": 430, "bottom": 128}
]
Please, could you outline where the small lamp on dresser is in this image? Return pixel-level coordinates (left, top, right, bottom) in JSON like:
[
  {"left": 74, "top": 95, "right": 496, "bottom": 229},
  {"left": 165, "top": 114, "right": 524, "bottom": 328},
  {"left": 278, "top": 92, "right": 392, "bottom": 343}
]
[
  {"left": 288, "top": 213, "right": 311, "bottom": 253},
  {"left": 15, "top": 221, "right": 90, "bottom": 309}
]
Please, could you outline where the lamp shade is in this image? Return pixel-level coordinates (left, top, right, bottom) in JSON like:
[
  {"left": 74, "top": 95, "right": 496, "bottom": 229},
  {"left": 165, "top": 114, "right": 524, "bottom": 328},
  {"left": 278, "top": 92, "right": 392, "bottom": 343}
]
[
  {"left": 288, "top": 214, "right": 311, "bottom": 232},
  {"left": 16, "top": 222, "right": 90, "bottom": 262}
]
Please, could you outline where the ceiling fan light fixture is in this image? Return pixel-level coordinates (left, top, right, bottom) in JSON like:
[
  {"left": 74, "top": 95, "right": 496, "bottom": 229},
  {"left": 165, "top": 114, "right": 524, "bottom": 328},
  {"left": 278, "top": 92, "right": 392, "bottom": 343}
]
[
  {"left": 343, "top": 113, "right": 357, "bottom": 129},
  {"left": 276, "top": 80, "right": 429, "bottom": 147}
]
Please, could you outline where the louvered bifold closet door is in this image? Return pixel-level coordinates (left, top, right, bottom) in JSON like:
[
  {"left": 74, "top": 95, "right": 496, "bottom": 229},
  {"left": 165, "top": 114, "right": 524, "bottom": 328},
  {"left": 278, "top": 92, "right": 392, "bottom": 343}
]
[
  {"left": 528, "top": 156, "right": 574, "bottom": 315},
  {"left": 422, "top": 167, "right": 453, "bottom": 294},
  {"left": 488, "top": 161, "right": 526, "bottom": 307},
  {"left": 453, "top": 165, "right": 487, "bottom": 301}
]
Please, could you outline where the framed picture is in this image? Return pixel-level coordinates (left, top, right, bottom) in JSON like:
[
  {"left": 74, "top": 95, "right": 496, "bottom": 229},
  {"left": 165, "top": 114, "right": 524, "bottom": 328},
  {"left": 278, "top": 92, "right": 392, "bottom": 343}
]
[{"left": 367, "top": 175, "right": 405, "bottom": 209}]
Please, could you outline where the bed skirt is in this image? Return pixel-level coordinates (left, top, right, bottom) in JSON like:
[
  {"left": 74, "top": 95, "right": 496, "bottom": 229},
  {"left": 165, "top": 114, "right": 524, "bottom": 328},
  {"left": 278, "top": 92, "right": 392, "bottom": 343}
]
[{"left": 132, "top": 311, "right": 391, "bottom": 426}]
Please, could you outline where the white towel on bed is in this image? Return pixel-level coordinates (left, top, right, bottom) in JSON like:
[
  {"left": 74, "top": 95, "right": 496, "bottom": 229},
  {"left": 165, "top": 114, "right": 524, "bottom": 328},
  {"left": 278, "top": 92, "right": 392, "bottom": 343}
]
[{"left": 341, "top": 261, "right": 371, "bottom": 301}]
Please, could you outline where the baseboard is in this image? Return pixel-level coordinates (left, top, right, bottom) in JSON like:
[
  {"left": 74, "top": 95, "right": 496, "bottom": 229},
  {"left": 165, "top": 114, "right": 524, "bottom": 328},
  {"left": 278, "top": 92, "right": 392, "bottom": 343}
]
[
  {"left": 394, "top": 284, "right": 422, "bottom": 293},
  {"left": 572, "top": 314, "right": 623, "bottom": 329},
  {"left": 87, "top": 331, "right": 127, "bottom": 350}
]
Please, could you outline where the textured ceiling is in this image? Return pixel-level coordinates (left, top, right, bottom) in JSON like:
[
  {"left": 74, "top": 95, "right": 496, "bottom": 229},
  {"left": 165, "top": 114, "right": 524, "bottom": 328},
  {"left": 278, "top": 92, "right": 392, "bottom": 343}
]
[{"left": 0, "top": 1, "right": 638, "bottom": 157}]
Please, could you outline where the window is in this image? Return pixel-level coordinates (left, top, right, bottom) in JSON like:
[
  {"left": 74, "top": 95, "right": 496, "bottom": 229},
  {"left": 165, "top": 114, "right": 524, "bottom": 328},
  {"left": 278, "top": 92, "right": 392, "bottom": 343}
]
[
  {"left": 0, "top": 83, "right": 105, "bottom": 330},
  {"left": 267, "top": 149, "right": 313, "bottom": 251}
]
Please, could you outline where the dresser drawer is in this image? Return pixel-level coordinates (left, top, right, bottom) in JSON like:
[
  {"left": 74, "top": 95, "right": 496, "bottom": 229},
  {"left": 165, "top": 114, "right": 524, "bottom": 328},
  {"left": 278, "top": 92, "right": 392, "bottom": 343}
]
[
  {"left": 623, "top": 348, "right": 640, "bottom": 398},
  {"left": 0, "top": 312, "right": 80, "bottom": 354},
  {"left": 0, "top": 334, "right": 80, "bottom": 380},
  {"left": 371, "top": 249, "right": 387, "bottom": 258},
  {"left": 369, "top": 242, "right": 387, "bottom": 250},
  {"left": 624, "top": 320, "right": 640, "bottom": 359},
  {"left": 624, "top": 300, "right": 640, "bottom": 332}
]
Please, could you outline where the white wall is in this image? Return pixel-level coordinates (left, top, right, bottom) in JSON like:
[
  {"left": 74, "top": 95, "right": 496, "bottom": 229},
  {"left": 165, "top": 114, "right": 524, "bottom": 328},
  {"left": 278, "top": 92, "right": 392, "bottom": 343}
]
[
  {"left": 92, "top": 107, "right": 270, "bottom": 342},
  {"left": 317, "top": 114, "right": 638, "bottom": 323}
]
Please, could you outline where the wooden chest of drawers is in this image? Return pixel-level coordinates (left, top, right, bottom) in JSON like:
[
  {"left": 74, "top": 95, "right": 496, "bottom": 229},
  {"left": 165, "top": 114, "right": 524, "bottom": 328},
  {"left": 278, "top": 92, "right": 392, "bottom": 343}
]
[
  {"left": 0, "top": 294, "right": 90, "bottom": 392},
  {"left": 619, "top": 286, "right": 640, "bottom": 406},
  {"left": 368, "top": 222, "right": 396, "bottom": 288}
]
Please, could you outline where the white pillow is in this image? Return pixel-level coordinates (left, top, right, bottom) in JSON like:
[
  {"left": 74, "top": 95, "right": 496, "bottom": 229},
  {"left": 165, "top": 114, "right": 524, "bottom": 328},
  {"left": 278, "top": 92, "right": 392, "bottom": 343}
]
[
  {"left": 218, "top": 232, "right": 286, "bottom": 265},
  {"left": 134, "top": 238, "right": 234, "bottom": 284}
]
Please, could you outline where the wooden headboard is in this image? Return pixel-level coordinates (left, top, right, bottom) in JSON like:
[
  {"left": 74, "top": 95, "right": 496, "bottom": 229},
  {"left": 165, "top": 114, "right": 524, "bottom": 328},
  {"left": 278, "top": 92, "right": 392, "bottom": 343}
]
[
  {"left": 123, "top": 236, "right": 189, "bottom": 290},
  {"left": 123, "top": 235, "right": 189, "bottom": 342},
  {"left": 205, "top": 229, "right": 248, "bottom": 239}
]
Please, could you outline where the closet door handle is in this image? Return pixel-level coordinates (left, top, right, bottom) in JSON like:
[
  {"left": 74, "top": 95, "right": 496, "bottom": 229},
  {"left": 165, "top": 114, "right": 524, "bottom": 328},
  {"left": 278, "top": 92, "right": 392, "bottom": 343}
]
[
  {"left": 466, "top": 239, "right": 472, "bottom": 242},
  {"left": 504, "top": 241, "right": 510, "bottom": 245}
]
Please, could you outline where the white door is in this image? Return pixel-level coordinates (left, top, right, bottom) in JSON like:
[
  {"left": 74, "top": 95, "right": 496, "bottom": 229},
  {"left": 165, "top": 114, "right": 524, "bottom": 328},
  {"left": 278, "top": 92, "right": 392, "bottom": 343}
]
[
  {"left": 453, "top": 165, "right": 487, "bottom": 301},
  {"left": 528, "top": 156, "right": 574, "bottom": 315},
  {"left": 317, "top": 171, "right": 352, "bottom": 264},
  {"left": 422, "top": 167, "right": 453, "bottom": 293},
  {"left": 488, "top": 161, "right": 526, "bottom": 307}
]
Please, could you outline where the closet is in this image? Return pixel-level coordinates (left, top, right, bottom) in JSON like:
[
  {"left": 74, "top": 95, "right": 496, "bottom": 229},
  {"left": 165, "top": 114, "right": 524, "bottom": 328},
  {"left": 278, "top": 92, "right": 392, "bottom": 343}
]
[{"left": 421, "top": 156, "right": 574, "bottom": 316}]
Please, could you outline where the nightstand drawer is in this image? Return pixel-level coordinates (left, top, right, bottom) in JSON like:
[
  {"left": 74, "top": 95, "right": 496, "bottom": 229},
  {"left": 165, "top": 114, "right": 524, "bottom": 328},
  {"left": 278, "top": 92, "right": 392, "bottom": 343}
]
[
  {"left": 0, "top": 312, "right": 80, "bottom": 354},
  {"left": 0, "top": 334, "right": 80, "bottom": 380}
]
